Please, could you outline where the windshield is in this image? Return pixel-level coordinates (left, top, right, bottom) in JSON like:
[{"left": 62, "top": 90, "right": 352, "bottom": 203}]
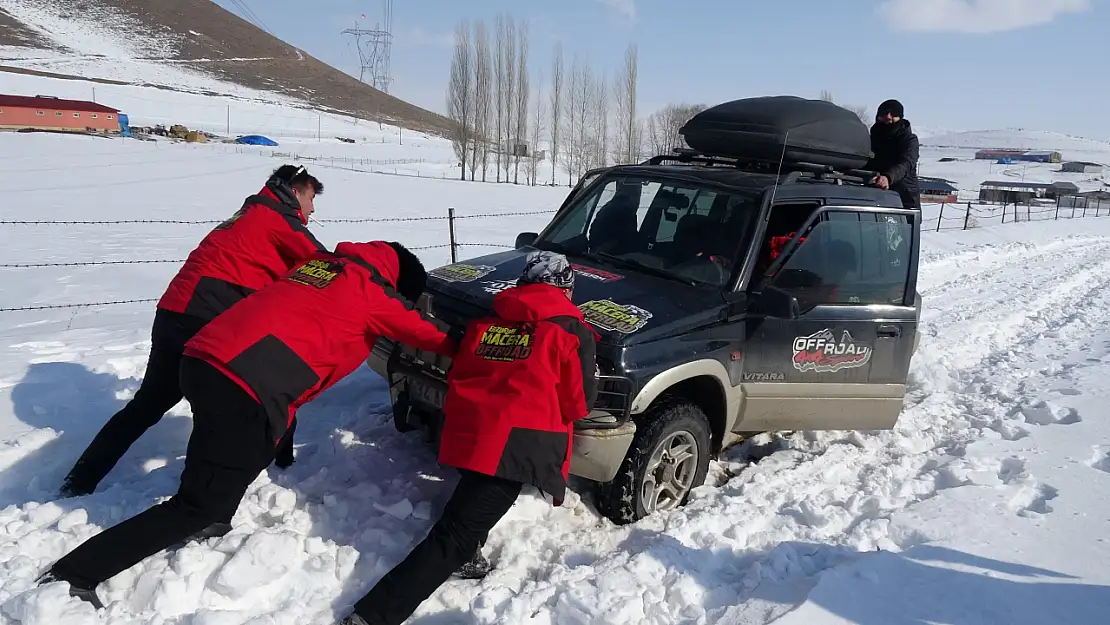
[{"left": 536, "top": 175, "right": 761, "bottom": 286}]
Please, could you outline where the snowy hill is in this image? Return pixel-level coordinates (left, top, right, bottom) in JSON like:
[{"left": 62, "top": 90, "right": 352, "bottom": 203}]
[
  {"left": 922, "top": 128, "right": 1110, "bottom": 157},
  {"left": 0, "top": 0, "right": 451, "bottom": 134}
]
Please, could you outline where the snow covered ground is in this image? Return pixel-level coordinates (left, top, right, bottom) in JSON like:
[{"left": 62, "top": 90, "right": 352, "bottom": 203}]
[{"left": 2, "top": 80, "right": 1110, "bottom": 623}]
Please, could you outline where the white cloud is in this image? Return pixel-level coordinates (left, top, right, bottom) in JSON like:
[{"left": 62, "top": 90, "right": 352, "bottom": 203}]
[
  {"left": 877, "top": 0, "right": 1091, "bottom": 34},
  {"left": 595, "top": 0, "right": 636, "bottom": 24}
]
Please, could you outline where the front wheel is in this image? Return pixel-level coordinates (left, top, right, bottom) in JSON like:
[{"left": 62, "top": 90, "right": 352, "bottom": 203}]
[{"left": 594, "top": 398, "right": 712, "bottom": 525}]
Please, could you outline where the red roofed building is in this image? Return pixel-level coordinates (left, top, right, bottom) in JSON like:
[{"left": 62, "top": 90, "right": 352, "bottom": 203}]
[{"left": 0, "top": 94, "right": 121, "bottom": 133}]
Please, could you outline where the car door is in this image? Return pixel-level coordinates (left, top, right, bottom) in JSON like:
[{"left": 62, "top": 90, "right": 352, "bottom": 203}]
[{"left": 736, "top": 205, "right": 918, "bottom": 432}]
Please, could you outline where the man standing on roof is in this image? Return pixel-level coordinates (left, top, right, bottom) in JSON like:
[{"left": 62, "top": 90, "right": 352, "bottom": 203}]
[
  {"left": 59, "top": 165, "right": 327, "bottom": 500},
  {"left": 338, "top": 251, "right": 598, "bottom": 625},
  {"left": 866, "top": 99, "right": 921, "bottom": 210},
  {"left": 39, "top": 240, "right": 457, "bottom": 609}
]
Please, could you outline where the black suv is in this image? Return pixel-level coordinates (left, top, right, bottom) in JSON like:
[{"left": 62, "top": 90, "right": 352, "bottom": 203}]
[{"left": 367, "top": 98, "right": 922, "bottom": 524}]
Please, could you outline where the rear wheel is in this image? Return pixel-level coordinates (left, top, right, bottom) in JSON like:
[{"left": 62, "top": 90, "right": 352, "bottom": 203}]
[{"left": 594, "top": 398, "right": 712, "bottom": 524}]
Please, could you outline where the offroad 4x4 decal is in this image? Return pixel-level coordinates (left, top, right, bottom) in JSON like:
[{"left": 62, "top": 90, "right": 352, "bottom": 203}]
[
  {"left": 481, "top": 279, "right": 517, "bottom": 295},
  {"left": 572, "top": 264, "right": 623, "bottom": 282},
  {"left": 475, "top": 323, "right": 534, "bottom": 361},
  {"left": 579, "top": 299, "right": 652, "bottom": 334},
  {"left": 288, "top": 259, "right": 343, "bottom": 289},
  {"left": 792, "top": 329, "right": 872, "bottom": 373},
  {"left": 429, "top": 263, "right": 496, "bottom": 283}
]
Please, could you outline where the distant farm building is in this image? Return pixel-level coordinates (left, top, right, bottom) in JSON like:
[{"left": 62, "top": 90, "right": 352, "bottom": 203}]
[
  {"left": 974, "top": 148, "right": 1062, "bottom": 163},
  {"left": 0, "top": 94, "right": 121, "bottom": 133},
  {"left": 978, "top": 181, "right": 1079, "bottom": 204},
  {"left": 1059, "top": 190, "right": 1110, "bottom": 212},
  {"left": 919, "top": 177, "right": 959, "bottom": 204},
  {"left": 1062, "top": 161, "right": 1103, "bottom": 174}
]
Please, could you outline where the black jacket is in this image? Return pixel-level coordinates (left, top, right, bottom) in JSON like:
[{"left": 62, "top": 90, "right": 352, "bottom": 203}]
[{"left": 867, "top": 119, "right": 920, "bottom": 209}]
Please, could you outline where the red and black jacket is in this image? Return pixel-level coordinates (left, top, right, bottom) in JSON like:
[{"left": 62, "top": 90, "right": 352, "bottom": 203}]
[
  {"left": 183, "top": 241, "right": 455, "bottom": 442},
  {"left": 438, "top": 283, "right": 599, "bottom": 505},
  {"left": 157, "top": 187, "right": 325, "bottom": 321}
]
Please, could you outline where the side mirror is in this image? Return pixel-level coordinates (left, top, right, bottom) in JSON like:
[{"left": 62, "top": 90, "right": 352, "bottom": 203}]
[
  {"left": 751, "top": 285, "right": 800, "bottom": 319},
  {"left": 515, "top": 232, "right": 538, "bottom": 249}
]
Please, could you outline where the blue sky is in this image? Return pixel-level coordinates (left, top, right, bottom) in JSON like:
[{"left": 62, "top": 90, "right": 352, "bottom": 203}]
[{"left": 213, "top": 0, "right": 1107, "bottom": 140}]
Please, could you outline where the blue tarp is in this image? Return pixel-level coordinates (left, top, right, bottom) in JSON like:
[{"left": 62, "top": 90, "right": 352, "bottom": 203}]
[
  {"left": 118, "top": 113, "right": 132, "bottom": 137},
  {"left": 997, "top": 157, "right": 1015, "bottom": 164},
  {"left": 235, "top": 135, "right": 279, "bottom": 146}
]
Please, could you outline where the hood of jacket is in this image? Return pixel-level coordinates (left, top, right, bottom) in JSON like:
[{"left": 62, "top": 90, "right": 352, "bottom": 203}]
[
  {"left": 493, "top": 283, "right": 591, "bottom": 327},
  {"left": 258, "top": 185, "right": 307, "bottom": 225},
  {"left": 333, "top": 241, "right": 400, "bottom": 289}
]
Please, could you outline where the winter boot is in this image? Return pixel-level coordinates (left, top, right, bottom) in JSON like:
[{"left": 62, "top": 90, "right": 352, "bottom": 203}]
[
  {"left": 274, "top": 444, "right": 295, "bottom": 469},
  {"left": 58, "top": 470, "right": 96, "bottom": 499},
  {"left": 167, "top": 521, "right": 233, "bottom": 550},
  {"left": 452, "top": 549, "right": 492, "bottom": 580},
  {"left": 36, "top": 570, "right": 103, "bottom": 610}
]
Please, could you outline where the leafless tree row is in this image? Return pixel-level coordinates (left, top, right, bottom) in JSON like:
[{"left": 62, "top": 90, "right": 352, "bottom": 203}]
[{"left": 449, "top": 14, "right": 707, "bottom": 187}]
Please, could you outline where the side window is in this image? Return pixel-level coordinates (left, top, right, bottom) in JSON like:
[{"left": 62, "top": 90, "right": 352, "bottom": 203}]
[{"left": 771, "top": 210, "right": 911, "bottom": 310}]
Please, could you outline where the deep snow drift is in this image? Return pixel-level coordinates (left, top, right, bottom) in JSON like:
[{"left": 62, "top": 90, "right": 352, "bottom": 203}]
[{"left": 2, "top": 92, "right": 1110, "bottom": 623}]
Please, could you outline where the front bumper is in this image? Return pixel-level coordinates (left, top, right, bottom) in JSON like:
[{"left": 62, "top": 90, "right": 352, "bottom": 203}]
[{"left": 366, "top": 338, "right": 637, "bottom": 483}]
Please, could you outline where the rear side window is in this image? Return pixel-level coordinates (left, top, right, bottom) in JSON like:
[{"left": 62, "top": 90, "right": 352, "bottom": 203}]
[{"left": 771, "top": 210, "right": 911, "bottom": 309}]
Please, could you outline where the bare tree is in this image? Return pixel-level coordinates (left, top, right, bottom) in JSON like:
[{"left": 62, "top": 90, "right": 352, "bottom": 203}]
[
  {"left": 447, "top": 21, "right": 474, "bottom": 181},
  {"left": 848, "top": 104, "right": 870, "bottom": 123},
  {"left": 569, "top": 58, "right": 594, "bottom": 181},
  {"left": 493, "top": 14, "right": 508, "bottom": 182},
  {"left": 561, "top": 55, "right": 580, "bottom": 185},
  {"left": 591, "top": 74, "right": 609, "bottom": 170},
  {"left": 472, "top": 20, "right": 493, "bottom": 181},
  {"left": 821, "top": 90, "right": 870, "bottom": 123},
  {"left": 513, "top": 22, "right": 529, "bottom": 184},
  {"left": 549, "top": 42, "right": 564, "bottom": 186},
  {"left": 502, "top": 16, "right": 517, "bottom": 182},
  {"left": 613, "top": 43, "right": 640, "bottom": 164},
  {"left": 645, "top": 103, "right": 705, "bottom": 156},
  {"left": 525, "top": 83, "right": 547, "bottom": 186}
]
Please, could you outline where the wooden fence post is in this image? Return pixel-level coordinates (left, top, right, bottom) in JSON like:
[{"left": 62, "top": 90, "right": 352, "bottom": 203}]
[
  {"left": 936, "top": 203, "right": 944, "bottom": 232},
  {"left": 448, "top": 208, "right": 458, "bottom": 263}
]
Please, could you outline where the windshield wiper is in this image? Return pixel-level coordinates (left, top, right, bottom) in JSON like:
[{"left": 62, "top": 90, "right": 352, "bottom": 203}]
[{"left": 593, "top": 252, "right": 698, "bottom": 286}]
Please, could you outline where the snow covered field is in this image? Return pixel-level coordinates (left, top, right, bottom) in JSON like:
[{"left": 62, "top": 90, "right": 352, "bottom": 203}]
[{"left": 2, "top": 69, "right": 1110, "bottom": 622}]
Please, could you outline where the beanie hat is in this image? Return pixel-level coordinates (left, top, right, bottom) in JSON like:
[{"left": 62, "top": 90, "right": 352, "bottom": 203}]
[
  {"left": 877, "top": 99, "right": 904, "bottom": 118},
  {"left": 518, "top": 250, "right": 574, "bottom": 289}
]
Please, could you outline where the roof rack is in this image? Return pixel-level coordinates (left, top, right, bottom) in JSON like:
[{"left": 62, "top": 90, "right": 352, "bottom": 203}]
[{"left": 643, "top": 148, "right": 878, "bottom": 186}]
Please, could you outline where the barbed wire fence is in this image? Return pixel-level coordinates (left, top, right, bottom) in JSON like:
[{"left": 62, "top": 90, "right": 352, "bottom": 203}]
[
  {"left": 921, "top": 195, "right": 1110, "bottom": 232},
  {"left": 0, "top": 207, "right": 551, "bottom": 313},
  {"left": 4, "top": 196, "right": 1110, "bottom": 313}
]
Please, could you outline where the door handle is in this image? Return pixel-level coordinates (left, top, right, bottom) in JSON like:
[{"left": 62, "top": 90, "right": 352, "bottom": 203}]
[{"left": 877, "top": 325, "right": 901, "bottom": 338}]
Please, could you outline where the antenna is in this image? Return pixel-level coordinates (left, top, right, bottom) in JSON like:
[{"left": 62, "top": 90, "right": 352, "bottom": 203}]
[
  {"left": 342, "top": 0, "right": 394, "bottom": 93},
  {"left": 767, "top": 130, "right": 790, "bottom": 208}
]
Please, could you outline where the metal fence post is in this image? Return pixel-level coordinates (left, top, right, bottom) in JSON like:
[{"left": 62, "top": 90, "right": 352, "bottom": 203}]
[
  {"left": 936, "top": 203, "right": 944, "bottom": 232},
  {"left": 1056, "top": 197, "right": 1061, "bottom": 220},
  {"left": 1002, "top": 203, "right": 1007, "bottom": 224},
  {"left": 964, "top": 203, "right": 971, "bottom": 230},
  {"left": 448, "top": 207, "right": 458, "bottom": 263}
]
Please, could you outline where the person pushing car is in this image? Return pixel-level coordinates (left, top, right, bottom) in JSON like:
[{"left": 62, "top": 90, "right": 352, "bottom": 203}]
[
  {"left": 39, "top": 240, "right": 456, "bottom": 609},
  {"left": 338, "top": 250, "right": 598, "bottom": 625},
  {"left": 60, "top": 165, "right": 327, "bottom": 499}
]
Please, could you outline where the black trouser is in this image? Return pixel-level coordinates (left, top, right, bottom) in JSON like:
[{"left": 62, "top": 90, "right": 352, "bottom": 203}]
[
  {"left": 353, "top": 471, "right": 522, "bottom": 625},
  {"left": 50, "top": 357, "right": 277, "bottom": 587},
  {"left": 62, "top": 309, "right": 208, "bottom": 494}
]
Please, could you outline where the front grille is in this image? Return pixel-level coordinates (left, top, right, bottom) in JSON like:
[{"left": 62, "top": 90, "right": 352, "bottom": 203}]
[{"left": 594, "top": 375, "right": 633, "bottom": 417}]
